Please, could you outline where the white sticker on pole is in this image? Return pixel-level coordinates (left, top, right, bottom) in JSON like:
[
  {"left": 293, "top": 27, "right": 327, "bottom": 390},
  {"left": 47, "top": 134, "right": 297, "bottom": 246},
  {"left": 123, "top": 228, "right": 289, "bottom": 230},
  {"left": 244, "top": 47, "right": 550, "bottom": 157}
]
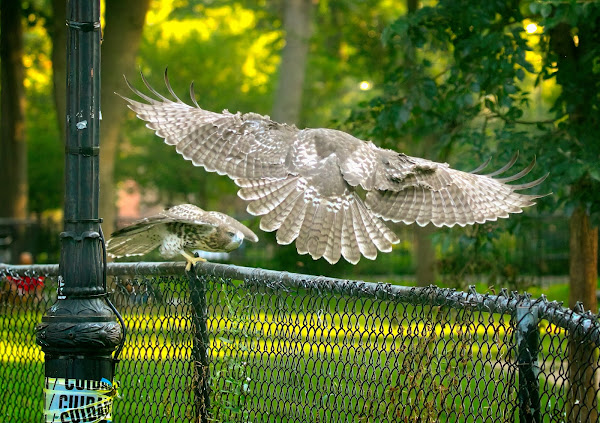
[{"left": 44, "top": 377, "right": 118, "bottom": 423}]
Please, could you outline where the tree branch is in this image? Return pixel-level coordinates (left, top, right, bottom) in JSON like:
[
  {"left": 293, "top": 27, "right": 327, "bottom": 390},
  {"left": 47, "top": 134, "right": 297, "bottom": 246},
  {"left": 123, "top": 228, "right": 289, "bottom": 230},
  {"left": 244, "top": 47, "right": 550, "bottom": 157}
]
[{"left": 487, "top": 112, "right": 556, "bottom": 125}]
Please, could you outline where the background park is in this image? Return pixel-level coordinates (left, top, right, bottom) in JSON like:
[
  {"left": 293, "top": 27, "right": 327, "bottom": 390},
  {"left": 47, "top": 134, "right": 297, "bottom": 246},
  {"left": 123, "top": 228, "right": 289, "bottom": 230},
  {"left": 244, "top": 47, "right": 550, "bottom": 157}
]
[
  {"left": 1, "top": 0, "right": 600, "bottom": 421},
  {"left": 1, "top": 0, "right": 598, "bottom": 306}
]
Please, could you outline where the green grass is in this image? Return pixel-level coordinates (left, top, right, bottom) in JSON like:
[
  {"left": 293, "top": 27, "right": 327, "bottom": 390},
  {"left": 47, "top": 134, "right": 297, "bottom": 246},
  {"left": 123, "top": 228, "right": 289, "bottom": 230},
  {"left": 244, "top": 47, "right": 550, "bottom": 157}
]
[
  {"left": 1, "top": 332, "right": 570, "bottom": 423},
  {"left": 0, "top": 280, "right": 586, "bottom": 422},
  {"left": 1, "top": 361, "right": 45, "bottom": 422}
]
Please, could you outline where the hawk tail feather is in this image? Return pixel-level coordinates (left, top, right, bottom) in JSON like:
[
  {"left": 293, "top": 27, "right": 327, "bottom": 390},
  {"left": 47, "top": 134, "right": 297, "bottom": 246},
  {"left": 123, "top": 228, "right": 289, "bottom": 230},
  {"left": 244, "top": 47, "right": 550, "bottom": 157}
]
[{"left": 237, "top": 177, "right": 399, "bottom": 264}]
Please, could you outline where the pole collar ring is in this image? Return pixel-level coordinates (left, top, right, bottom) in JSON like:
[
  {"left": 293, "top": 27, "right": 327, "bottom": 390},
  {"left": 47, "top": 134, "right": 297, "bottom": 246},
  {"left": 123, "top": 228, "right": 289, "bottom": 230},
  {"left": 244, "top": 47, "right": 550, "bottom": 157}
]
[
  {"left": 60, "top": 230, "right": 101, "bottom": 242},
  {"left": 65, "top": 146, "right": 100, "bottom": 156},
  {"left": 66, "top": 20, "right": 101, "bottom": 32}
]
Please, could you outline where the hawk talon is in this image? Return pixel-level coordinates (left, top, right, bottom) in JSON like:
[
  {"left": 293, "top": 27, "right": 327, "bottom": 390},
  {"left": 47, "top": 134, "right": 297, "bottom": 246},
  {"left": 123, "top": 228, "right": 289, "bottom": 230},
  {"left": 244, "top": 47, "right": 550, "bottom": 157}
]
[{"left": 181, "top": 251, "right": 207, "bottom": 271}]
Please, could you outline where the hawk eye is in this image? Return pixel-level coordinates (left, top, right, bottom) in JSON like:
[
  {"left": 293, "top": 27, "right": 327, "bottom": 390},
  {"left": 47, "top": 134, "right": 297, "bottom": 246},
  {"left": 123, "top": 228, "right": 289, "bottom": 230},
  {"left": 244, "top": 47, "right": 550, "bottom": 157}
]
[{"left": 226, "top": 231, "right": 235, "bottom": 237}]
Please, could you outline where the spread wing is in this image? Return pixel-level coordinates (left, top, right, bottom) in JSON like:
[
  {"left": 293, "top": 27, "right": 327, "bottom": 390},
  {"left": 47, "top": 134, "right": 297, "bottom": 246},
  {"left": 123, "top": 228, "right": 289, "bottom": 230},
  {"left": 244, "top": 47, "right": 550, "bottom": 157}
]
[
  {"left": 120, "top": 71, "right": 546, "bottom": 265},
  {"left": 365, "top": 149, "right": 547, "bottom": 227},
  {"left": 119, "top": 70, "right": 298, "bottom": 179}
]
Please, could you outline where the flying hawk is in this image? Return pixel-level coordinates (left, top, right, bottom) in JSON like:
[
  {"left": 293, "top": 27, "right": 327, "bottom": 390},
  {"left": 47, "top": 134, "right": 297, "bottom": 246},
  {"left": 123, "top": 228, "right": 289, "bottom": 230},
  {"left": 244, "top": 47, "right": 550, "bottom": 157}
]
[
  {"left": 106, "top": 204, "right": 258, "bottom": 270},
  {"left": 119, "top": 71, "right": 546, "bottom": 265}
]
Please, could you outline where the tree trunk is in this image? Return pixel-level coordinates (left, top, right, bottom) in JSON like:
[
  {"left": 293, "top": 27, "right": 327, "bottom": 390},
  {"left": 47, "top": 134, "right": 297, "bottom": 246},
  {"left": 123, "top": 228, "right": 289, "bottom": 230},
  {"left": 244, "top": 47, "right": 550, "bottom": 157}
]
[
  {"left": 403, "top": 0, "right": 435, "bottom": 286},
  {"left": 271, "top": 0, "right": 313, "bottom": 124},
  {"left": 567, "top": 205, "right": 599, "bottom": 422},
  {"left": 98, "top": 0, "right": 151, "bottom": 236},
  {"left": 569, "top": 206, "right": 598, "bottom": 311},
  {"left": 413, "top": 133, "right": 437, "bottom": 285},
  {"left": 0, "top": 0, "right": 27, "bottom": 219}
]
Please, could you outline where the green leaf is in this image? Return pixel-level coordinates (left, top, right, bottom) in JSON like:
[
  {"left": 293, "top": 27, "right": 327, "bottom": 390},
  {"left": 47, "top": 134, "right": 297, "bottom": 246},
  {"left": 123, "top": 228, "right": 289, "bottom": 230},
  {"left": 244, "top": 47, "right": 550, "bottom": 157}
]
[
  {"left": 397, "top": 105, "right": 412, "bottom": 126},
  {"left": 529, "top": 2, "right": 539, "bottom": 14},
  {"left": 541, "top": 3, "right": 553, "bottom": 18},
  {"left": 516, "top": 68, "right": 525, "bottom": 81},
  {"left": 590, "top": 168, "right": 600, "bottom": 182}
]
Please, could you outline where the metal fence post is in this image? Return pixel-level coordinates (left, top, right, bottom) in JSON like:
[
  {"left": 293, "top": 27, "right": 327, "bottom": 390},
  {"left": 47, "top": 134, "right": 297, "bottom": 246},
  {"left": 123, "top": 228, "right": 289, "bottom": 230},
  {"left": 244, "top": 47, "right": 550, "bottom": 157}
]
[
  {"left": 517, "top": 305, "right": 540, "bottom": 423},
  {"left": 188, "top": 271, "right": 211, "bottom": 422},
  {"left": 35, "top": 1, "right": 123, "bottom": 422}
]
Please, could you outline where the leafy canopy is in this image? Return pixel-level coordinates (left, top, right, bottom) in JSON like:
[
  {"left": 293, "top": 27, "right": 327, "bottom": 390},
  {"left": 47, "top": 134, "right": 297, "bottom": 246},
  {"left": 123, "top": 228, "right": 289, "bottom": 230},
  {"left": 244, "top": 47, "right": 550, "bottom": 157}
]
[{"left": 350, "top": 0, "right": 600, "bottom": 222}]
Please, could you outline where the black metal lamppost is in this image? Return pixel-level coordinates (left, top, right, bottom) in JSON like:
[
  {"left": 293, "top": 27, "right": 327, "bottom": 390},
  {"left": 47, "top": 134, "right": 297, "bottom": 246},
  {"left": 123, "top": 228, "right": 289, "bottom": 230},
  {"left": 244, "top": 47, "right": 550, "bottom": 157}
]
[{"left": 36, "top": 1, "right": 123, "bottom": 421}]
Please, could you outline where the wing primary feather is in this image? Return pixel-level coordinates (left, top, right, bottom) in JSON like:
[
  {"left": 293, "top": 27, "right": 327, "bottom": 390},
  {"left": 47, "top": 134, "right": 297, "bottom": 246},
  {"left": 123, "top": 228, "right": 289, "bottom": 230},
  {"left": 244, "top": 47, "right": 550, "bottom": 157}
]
[
  {"left": 107, "top": 226, "right": 163, "bottom": 258},
  {"left": 447, "top": 187, "right": 470, "bottom": 227},
  {"left": 468, "top": 157, "right": 492, "bottom": 174},
  {"left": 495, "top": 157, "right": 535, "bottom": 183},
  {"left": 140, "top": 71, "right": 170, "bottom": 102},
  {"left": 123, "top": 75, "right": 158, "bottom": 104},
  {"left": 174, "top": 126, "right": 205, "bottom": 159},
  {"left": 190, "top": 118, "right": 232, "bottom": 164},
  {"left": 484, "top": 151, "right": 519, "bottom": 177},
  {"left": 189, "top": 82, "right": 200, "bottom": 108},
  {"left": 415, "top": 190, "right": 433, "bottom": 227},
  {"left": 106, "top": 238, "right": 130, "bottom": 258},
  {"left": 510, "top": 173, "right": 549, "bottom": 191},
  {"left": 203, "top": 126, "right": 234, "bottom": 172},
  {"left": 163, "top": 68, "right": 184, "bottom": 103}
]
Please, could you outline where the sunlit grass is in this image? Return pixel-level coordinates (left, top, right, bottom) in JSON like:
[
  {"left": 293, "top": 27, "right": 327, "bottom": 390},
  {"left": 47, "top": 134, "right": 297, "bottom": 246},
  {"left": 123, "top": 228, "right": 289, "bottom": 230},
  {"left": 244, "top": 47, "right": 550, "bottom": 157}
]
[
  {"left": 0, "top": 278, "right": 582, "bottom": 422},
  {"left": 1, "top": 305, "right": 568, "bottom": 365}
]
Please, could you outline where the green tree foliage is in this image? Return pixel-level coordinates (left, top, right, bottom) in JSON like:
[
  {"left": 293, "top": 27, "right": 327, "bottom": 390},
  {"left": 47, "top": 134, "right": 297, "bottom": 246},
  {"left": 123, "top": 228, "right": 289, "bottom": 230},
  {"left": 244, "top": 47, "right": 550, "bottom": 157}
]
[
  {"left": 350, "top": 0, "right": 545, "bottom": 163},
  {"left": 22, "top": 2, "right": 63, "bottom": 215},
  {"left": 116, "top": 2, "right": 282, "bottom": 212},
  {"left": 529, "top": 1, "right": 600, "bottom": 218},
  {"left": 349, "top": 0, "right": 599, "bottom": 284},
  {"left": 303, "top": 0, "right": 404, "bottom": 127}
]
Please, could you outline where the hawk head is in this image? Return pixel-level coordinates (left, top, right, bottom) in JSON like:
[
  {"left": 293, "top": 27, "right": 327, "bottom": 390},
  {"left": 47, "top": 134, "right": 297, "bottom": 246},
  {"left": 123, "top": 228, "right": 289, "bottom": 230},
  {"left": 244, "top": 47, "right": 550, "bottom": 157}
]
[{"left": 222, "top": 229, "right": 245, "bottom": 252}]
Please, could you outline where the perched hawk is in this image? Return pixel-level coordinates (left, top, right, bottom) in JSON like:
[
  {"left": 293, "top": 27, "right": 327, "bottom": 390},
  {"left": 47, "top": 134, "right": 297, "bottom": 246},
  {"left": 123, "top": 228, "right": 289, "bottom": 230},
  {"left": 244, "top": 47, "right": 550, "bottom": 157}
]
[
  {"left": 119, "top": 71, "right": 546, "bottom": 265},
  {"left": 106, "top": 204, "right": 258, "bottom": 270}
]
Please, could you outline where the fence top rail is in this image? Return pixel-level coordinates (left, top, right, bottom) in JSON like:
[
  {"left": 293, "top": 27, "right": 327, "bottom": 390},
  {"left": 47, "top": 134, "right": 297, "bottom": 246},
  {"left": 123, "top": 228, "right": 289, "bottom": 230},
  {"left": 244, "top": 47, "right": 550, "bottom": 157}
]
[{"left": 2, "top": 261, "right": 599, "bottom": 344}]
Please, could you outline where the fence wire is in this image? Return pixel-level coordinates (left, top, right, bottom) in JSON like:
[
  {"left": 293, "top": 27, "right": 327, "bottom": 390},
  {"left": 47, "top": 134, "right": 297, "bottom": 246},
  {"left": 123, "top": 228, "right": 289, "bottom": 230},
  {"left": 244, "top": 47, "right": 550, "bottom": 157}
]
[{"left": 1, "top": 262, "right": 599, "bottom": 422}]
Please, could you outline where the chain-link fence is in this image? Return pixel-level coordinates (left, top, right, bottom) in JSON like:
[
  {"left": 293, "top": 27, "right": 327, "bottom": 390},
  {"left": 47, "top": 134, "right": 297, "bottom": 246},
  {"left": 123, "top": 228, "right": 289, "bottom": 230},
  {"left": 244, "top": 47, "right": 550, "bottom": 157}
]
[
  {"left": 0, "top": 214, "right": 581, "bottom": 281},
  {"left": 1, "top": 261, "right": 599, "bottom": 422}
]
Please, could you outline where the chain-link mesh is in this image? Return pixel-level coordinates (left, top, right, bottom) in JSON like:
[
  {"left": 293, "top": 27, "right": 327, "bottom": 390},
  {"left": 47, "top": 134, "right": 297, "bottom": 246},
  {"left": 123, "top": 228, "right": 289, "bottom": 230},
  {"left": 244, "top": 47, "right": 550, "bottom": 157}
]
[
  {"left": 1, "top": 262, "right": 599, "bottom": 422},
  {"left": 0, "top": 270, "right": 48, "bottom": 422}
]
